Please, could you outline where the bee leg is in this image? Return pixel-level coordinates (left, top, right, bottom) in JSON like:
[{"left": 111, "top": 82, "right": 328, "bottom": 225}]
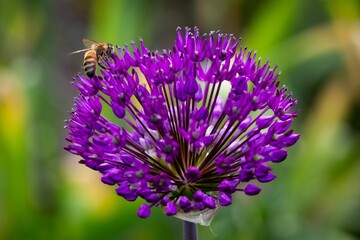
[{"left": 97, "top": 55, "right": 108, "bottom": 69}]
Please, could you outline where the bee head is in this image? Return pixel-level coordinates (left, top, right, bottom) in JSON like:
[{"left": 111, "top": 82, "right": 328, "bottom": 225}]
[{"left": 107, "top": 44, "right": 114, "bottom": 55}]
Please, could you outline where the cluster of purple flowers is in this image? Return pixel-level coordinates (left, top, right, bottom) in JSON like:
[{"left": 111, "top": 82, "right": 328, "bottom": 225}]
[{"left": 65, "top": 27, "right": 299, "bottom": 221}]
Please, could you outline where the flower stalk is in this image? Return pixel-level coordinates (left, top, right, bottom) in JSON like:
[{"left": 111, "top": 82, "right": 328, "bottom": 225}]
[{"left": 183, "top": 221, "right": 198, "bottom": 240}]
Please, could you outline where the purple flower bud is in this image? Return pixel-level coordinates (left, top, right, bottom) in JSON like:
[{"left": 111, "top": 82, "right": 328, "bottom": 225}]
[
  {"left": 256, "top": 116, "right": 274, "bottom": 129},
  {"left": 268, "top": 149, "right": 288, "bottom": 163},
  {"left": 179, "top": 196, "right": 192, "bottom": 211},
  {"left": 239, "top": 116, "right": 252, "bottom": 131},
  {"left": 175, "top": 81, "right": 186, "bottom": 101},
  {"left": 73, "top": 74, "right": 100, "bottom": 96},
  {"left": 194, "top": 84, "right": 203, "bottom": 102},
  {"left": 137, "top": 204, "right": 151, "bottom": 218},
  {"left": 147, "top": 193, "right": 159, "bottom": 202},
  {"left": 194, "top": 190, "right": 205, "bottom": 202},
  {"left": 218, "top": 180, "right": 236, "bottom": 194},
  {"left": 194, "top": 106, "right": 209, "bottom": 122},
  {"left": 123, "top": 171, "right": 138, "bottom": 184},
  {"left": 244, "top": 184, "right": 261, "bottom": 196},
  {"left": 216, "top": 154, "right": 235, "bottom": 174},
  {"left": 255, "top": 164, "right": 271, "bottom": 178},
  {"left": 185, "top": 76, "right": 199, "bottom": 96},
  {"left": 185, "top": 166, "right": 200, "bottom": 181},
  {"left": 137, "top": 187, "right": 152, "bottom": 198},
  {"left": 101, "top": 175, "right": 116, "bottom": 185},
  {"left": 201, "top": 135, "right": 214, "bottom": 147},
  {"left": 160, "top": 195, "right": 170, "bottom": 206},
  {"left": 212, "top": 97, "right": 224, "bottom": 118},
  {"left": 152, "top": 173, "right": 170, "bottom": 191},
  {"left": 239, "top": 168, "right": 254, "bottom": 182},
  {"left": 157, "top": 137, "right": 179, "bottom": 163},
  {"left": 231, "top": 75, "right": 247, "bottom": 94},
  {"left": 83, "top": 159, "right": 101, "bottom": 170},
  {"left": 285, "top": 133, "right": 300, "bottom": 147},
  {"left": 165, "top": 202, "right": 178, "bottom": 216},
  {"left": 101, "top": 168, "right": 122, "bottom": 185},
  {"left": 257, "top": 172, "right": 277, "bottom": 183},
  {"left": 219, "top": 192, "right": 232, "bottom": 206},
  {"left": 116, "top": 184, "right": 137, "bottom": 201},
  {"left": 270, "top": 119, "right": 292, "bottom": 134},
  {"left": 111, "top": 102, "right": 126, "bottom": 119},
  {"left": 195, "top": 202, "right": 206, "bottom": 210},
  {"left": 204, "top": 195, "right": 217, "bottom": 209}
]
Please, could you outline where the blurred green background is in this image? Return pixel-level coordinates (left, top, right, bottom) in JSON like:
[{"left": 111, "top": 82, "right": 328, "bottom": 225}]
[{"left": 1, "top": 0, "right": 360, "bottom": 239}]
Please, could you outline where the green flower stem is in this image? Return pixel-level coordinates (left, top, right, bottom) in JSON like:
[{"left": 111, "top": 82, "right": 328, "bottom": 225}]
[{"left": 183, "top": 221, "right": 198, "bottom": 240}]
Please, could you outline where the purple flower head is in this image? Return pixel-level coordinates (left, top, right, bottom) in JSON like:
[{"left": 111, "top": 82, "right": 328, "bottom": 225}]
[{"left": 65, "top": 27, "right": 299, "bottom": 225}]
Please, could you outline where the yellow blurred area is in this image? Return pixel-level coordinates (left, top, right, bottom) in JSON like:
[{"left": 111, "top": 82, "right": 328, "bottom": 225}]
[
  {"left": 0, "top": 70, "right": 27, "bottom": 140},
  {"left": 63, "top": 154, "right": 119, "bottom": 218}
]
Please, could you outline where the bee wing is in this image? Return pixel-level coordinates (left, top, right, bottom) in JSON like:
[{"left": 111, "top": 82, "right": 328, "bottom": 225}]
[
  {"left": 83, "top": 38, "right": 99, "bottom": 48},
  {"left": 68, "top": 48, "right": 90, "bottom": 55}
]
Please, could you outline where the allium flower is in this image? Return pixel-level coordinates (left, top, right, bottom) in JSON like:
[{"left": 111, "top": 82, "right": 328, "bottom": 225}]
[{"left": 65, "top": 27, "right": 299, "bottom": 225}]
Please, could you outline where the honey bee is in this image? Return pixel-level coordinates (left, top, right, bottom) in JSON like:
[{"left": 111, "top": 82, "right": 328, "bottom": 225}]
[{"left": 70, "top": 39, "right": 114, "bottom": 78}]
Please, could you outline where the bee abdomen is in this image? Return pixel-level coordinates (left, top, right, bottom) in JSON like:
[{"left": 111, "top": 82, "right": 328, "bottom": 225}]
[
  {"left": 84, "top": 60, "right": 96, "bottom": 77},
  {"left": 84, "top": 50, "right": 96, "bottom": 78}
]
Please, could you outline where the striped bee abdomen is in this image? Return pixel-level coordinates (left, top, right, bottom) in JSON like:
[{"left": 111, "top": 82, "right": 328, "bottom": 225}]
[{"left": 83, "top": 50, "right": 97, "bottom": 78}]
